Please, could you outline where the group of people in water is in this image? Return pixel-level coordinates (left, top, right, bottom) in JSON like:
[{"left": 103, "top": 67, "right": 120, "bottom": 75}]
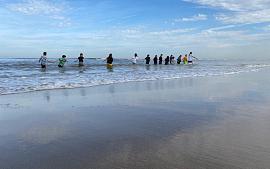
[
  {"left": 140, "top": 53, "right": 197, "bottom": 65},
  {"left": 39, "top": 52, "right": 87, "bottom": 69},
  {"left": 39, "top": 52, "right": 197, "bottom": 69}
]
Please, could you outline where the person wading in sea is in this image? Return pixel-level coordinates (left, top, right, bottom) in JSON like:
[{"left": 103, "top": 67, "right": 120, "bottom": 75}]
[
  {"left": 77, "top": 53, "right": 85, "bottom": 66},
  {"left": 153, "top": 55, "right": 158, "bottom": 65},
  {"left": 145, "top": 54, "right": 151, "bottom": 65},
  {"left": 39, "top": 52, "right": 48, "bottom": 69},
  {"left": 159, "top": 54, "right": 163, "bottom": 65}
]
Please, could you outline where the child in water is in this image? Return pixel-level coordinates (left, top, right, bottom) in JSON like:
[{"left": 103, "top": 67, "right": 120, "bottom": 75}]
[{"left": 58, "top": 55, "right": 67, "bottom": 67}]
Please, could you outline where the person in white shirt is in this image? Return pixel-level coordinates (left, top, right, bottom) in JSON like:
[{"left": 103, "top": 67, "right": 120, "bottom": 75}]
[
  {"left": 188, "top": 52, "right": 198, "bottom": 64},
  {"left": 39, "top": 52, "right": 48, "bottom": 68},
  {"left": 132, "top": 53, "right": 139, "bottom": 64}
]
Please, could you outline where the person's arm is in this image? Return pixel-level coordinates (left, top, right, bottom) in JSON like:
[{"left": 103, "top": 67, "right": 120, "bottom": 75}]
[
  {"left": 39, "top": 57, "right": 42, "bottom": 63},
  {"left": 192, "top": 56, "right": 199, "bottom": 60}
]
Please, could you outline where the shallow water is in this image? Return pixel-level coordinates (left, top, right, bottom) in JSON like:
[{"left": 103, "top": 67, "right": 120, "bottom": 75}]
[{"left": 1, "top": 58, "right": 269, "bottom": 95}]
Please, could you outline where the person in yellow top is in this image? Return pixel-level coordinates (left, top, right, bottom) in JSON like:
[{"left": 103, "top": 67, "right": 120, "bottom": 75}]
[{"left": 183, "top": 54, "right": 188, "bottom": 64}]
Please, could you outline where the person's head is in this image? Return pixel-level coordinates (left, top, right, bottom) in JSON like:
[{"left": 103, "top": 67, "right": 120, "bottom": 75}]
[
  {"left": 147, "top": 54, "right": 150, "bottom": 57},
  {"left": 43, "top": 52, "right": 47, "bottom": 56},
  {"left": 80, "top": 53, "right": 83, "bottom": 57},
  {"left": 190, "top": 52, "right": 192, "bottom": 54},
  {"left": 160, "top": 54, "right": 163, "bottom": 56},
  {"left": 180, "top": 55, "right": 182, "bottom": 57},
  {"left": 185, "top": 54, "right": 187, "bottom": 57},
  {"left": 135, "top": 53, "right": 137, "bottom": 57},
  {"left": 167, "top": 56, "right": 169, "bottom": 58},
  {"left": 170, "top": 55, "right": 173, "bottom": 57},
  {"left": 155, "top": 55, "right": 157, "bottom": 57},
  {"left": 62, "top": 55, "right": 66, "bottom": 58},
  {"left": 109, "top": 53, "right": 112, "bottom": 57}
]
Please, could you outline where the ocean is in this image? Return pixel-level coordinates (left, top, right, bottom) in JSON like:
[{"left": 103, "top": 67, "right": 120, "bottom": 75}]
[{"left": 0, "top": 58, "right": 269, "bottom": 95}]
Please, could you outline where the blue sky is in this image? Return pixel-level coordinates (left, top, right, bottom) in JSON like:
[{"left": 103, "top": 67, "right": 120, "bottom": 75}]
[{"left": 0, "top": 0, "right": 270, "bottom": 59}]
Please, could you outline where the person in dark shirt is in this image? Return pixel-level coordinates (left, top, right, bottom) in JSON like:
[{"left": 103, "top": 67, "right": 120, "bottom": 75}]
[
  {"left": 106, "top": 53, "right": 113, "bottom": 64},
  {"left": 145, "top": 54, "right": 151, "bottom": 65},
  {"left": 165, "top": 56, "right": 170, "bottom": 65},
  {"left": 170, "top": 55, "right": 174, "bottom": 64},
  {"left": 153, "top": 55, "right": 158, "bottom": 65},
  {"left": 159, "top": 54, "right": 163, "bottom": 64},
  {"left": 78, "top": 53, "right": 84, "bottom": 66},
  {"left": 177, "top": 55, "right": 182, "bottom": 64}
]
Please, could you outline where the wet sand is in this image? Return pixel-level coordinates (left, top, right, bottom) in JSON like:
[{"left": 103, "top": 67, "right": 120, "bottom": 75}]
[{"left": 1, "top": 69, "right": 270, "bottom": 169}]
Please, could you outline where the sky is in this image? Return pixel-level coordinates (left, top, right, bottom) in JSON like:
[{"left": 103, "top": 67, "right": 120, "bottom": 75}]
[{"left": 0, "top": 0, "right": 270, "bottom": 59}]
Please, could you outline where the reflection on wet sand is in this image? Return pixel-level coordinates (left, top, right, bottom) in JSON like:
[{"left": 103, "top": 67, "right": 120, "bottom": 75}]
[{"left": 1, "top": 70, "right": 270, "bottom": 169}]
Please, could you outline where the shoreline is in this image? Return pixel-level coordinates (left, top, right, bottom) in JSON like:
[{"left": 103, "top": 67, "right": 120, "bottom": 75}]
[
  {"left": 1, "top": 58, "right": 270, "bottom": 96},
  {"left": 0, "top": 68, "right": 265, "bottom": 96}
]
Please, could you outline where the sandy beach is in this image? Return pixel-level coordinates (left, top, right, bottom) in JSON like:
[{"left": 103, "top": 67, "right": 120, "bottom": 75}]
[{"left": 1, "top": 69, "right": 270, "bottom": 169}]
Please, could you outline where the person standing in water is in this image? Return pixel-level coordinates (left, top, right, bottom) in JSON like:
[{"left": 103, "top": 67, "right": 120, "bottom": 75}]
[
  {"left": 188, "top": 52, "right": 198, "bottom": 64},
  {"left": 58, "top": 55, "right": 67, "bottom": 68},
  {"left": 106, "top": 53, "right": 113, "bottom": 65},
  {"left": 170, "top": 55, "right": 174, "bottom": 64},
  {"left": 177, "top": 55, "right": 182, "bottom": 64},
  {"left": 78, "top": 53, "right": 84, "bottom": 66},
  {"left": 39, "top": 52, "right": 48, "bottom": 68},
  {"left": 183, "top": 54, "right": 188, "bottom": 64},
  {"left": 132, "top": 53, "right": 139, "bottom": 64},
  {"left": 165, "top": 56, "right": 170, "bottom": 65},
  {"left": 153, "top": 55, "right": 158, "bottom": 65},
  {"left": 159, "top": 54, "right": 163, "bottom": 65},
  {"left": 145, "top": 54, "right": 151, "bottom": 65},
  {"left": 171, "top": 56, "right": 176, "bottom": 64}
]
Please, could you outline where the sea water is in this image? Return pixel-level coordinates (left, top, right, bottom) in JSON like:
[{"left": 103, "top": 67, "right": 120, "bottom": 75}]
[{"left": 0, "top": 58, "right": 269, "bottom": 95}]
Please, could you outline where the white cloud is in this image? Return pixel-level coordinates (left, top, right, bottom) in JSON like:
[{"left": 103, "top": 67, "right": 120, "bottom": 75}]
[
  {"left": 7, "top": 0, "right": 64, "bottom": 15},
  {"left": 215, "top": 9, "right": 270, "bottom": 24},
  {"left": 206, "top": 25, "right": 236, "bottom": 31},
  {"left": 184, "top": 0, "right": 270, "bottom": 24},
  {"left": 184, "top": 0, "right": 270, "bottom": 11},
  {"left": 175, "top": 14, "right": 208, "bottom": 22},
  {"left": 149, "top": 28, "right": 195, "bottom": 35},
  {"left": 6, "top": 0, "right": 71, "bottom": 27}
]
